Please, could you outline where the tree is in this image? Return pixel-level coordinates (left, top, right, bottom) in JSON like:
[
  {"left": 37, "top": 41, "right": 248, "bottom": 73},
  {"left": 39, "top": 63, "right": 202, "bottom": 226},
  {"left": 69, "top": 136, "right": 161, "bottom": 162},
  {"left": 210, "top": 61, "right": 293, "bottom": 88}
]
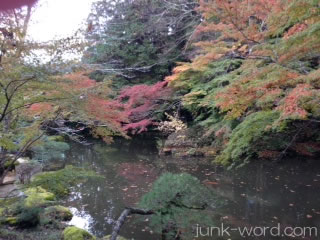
[
  {"left": 0, "top": 5, "right": 57, "bottom": 184},
  {"left": 139, "top": 173, "right": 217, "bottom": 240},
  {"left": 0, "top": 0, "right": 37, "bottom": 11},
  {"left": 85, "top": 0, "right": 200, "bottom": 86},
  {"left": 0, "top": 4, "right": 127, "bottom": 184},
  {"left": 111, "top": 173, "right": 218, "bottom": 240},
  {"left": 54, "top": 71, "right": 128, "bottom": 142},
  {"left": 116, "top": 80, "right": 172, "bottom": 134},
  {"left": 166, "top": 0, "right": 320, "bottom": 166}
]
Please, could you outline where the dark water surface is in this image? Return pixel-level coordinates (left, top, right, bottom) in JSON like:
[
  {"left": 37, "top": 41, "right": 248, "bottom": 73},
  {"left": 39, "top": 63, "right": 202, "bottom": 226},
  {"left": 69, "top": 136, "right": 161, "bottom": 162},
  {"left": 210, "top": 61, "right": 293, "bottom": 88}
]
[{"left": 60, "top": 140, "right": 320, "bottom": 239}]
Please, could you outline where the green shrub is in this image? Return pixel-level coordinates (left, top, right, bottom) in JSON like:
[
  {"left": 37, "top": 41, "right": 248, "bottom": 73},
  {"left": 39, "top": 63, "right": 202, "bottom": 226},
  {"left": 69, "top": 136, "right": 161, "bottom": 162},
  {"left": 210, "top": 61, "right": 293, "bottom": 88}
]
[
  {"left": 139, "top": 173, "right": 220, "bottom": 239},
  {"left": 11, "top": 202, "right": 42, "bottom": 228}
]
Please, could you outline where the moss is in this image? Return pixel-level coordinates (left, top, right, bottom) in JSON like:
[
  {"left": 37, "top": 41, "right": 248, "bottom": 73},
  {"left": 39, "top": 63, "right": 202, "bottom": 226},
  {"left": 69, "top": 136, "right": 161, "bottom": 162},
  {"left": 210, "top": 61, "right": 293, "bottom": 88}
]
[
  {"left": 44, "top": 205, "right": 73, "bottom": 221},
  {"left": 63, "top": 226, "right": 96, "bottom": 240},
  {"left": 48, "top": 135, "right": 65, "bottom": 142},
  {"left": 24, "top": 187, "right": 55, "bottom": 207},
  {"left": 5, "top": 217, "right": 18, "bottom": 225},
  {"left": 27, "top": 166, "right": 100, "bottom": 198}
]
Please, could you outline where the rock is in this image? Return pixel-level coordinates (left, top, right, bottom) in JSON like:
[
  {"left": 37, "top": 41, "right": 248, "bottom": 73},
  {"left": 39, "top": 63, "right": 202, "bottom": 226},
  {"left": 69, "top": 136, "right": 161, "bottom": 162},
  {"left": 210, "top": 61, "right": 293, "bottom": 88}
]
[
  {"left": 43, "top": 162, "right": 65, "bottom": 172},
  {"left": 44, "top": 205, "right": 73, "bottom": 221},
  {"left": 17, "top": 157, "right": 30, "bottom": 164},
  {"left": 63, "top": 226, "right": 96, "bottom": 240},
  {"left": 0, "top": 184, "right": 19, "bottom": 198},
  {"left": 24, "top": 187, "right": 55, "bottom": 207},
  {"left": 160, "top": 126, "right": 218, "bottom": 157},
  {"left": 160, "top": 129, "right": 197, "bottom": 157},
  {"left": 161, "top": 129, "right": 216, "bottom": 157},
  {"left": 2, "top": 171, "right": 17, "bottom": 185}
]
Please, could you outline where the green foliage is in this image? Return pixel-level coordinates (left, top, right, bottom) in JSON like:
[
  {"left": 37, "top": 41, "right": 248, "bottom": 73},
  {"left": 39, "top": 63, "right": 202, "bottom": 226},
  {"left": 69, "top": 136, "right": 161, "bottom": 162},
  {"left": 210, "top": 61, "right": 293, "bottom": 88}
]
[
  {"left": 139, "top": 173, "right": 218, "bottom": 239},
  {"left": 31, "top": 136, "right": 70, "bottom": 162},
  {"left": 27, "top": 166, "right": 100, "bottom": 198},
  {"left": 86, "top": 0, "right": 199, "bottom": 86},
  {"left": 165, "top": 0, "right": 320, "bottom": 167},
  {"left": 216, "top": 111, "right": 281, "bottom": 167},
  {"left": 14, "top": 204, "right": 42, "bottom": 228}
]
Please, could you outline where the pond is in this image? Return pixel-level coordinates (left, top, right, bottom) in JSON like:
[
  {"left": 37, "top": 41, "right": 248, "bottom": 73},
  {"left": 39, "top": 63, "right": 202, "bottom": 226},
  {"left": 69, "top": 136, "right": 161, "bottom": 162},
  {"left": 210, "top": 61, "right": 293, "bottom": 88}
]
[{"left": 58, "top": 139, "right": 320, "bottom": 239}]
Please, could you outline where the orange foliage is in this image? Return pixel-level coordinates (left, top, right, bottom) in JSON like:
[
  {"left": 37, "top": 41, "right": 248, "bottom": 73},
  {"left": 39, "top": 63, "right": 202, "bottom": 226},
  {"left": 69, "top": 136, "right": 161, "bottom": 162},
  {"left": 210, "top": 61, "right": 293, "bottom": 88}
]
[
  {"left": 277, "top": 84, "right": 313, "bottom": 119},
  {"left": 283, "top": 23, "right": 308, "bottom": 39},
  {"left": 165, "top": 63, "right": 191, "bottom": 83},
  {"left": 63, "top": 72, "right": 96, "bottom": 89},
  {"left": 86, "top": 96, "right": 125, "bottom": 128},
  {"left": 28, "top": 103, "right": 53, "bottom": 115},
  {"left": 197, "top": 0, "right": 286, "bottom": 43},
  {"left": 215, "top": 64, "right": 305, "bottom": 119}
]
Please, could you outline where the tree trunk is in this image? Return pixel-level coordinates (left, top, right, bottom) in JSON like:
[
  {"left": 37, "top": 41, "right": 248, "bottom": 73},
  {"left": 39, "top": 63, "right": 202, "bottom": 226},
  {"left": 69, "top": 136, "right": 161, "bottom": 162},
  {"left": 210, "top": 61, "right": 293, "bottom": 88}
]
[{"left": 110, "top": 207, "right": 154, "bottom": 240}]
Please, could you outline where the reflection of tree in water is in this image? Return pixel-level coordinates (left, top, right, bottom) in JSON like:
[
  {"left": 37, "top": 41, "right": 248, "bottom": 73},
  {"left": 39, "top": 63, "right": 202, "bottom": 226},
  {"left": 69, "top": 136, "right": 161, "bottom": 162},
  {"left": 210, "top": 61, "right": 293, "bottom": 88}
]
[{"left": 117, "top": 162, "right": 159, "bottom": 206}]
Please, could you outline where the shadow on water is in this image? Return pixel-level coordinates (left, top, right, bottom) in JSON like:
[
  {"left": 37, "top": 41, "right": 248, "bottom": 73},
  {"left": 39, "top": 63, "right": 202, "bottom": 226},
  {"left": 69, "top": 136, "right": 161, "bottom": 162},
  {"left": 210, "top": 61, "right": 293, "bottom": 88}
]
[{"left": 57, "top": 138, "right": 320, "bottom": 239}]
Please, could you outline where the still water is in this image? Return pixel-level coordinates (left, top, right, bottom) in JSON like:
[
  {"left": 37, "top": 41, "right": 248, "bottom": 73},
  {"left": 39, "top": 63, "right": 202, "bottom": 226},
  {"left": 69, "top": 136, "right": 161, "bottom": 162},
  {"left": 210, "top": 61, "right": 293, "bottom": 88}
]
[{"left": 59, "top": 140, "right": 320, "bottom": 239}]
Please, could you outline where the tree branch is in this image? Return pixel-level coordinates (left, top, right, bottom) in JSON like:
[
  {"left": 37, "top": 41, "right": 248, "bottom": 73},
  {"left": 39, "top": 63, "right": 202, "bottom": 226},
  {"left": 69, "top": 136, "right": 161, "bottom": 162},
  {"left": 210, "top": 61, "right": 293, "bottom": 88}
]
[{"left": 111, "top": 207, "right": 154, "bottom": 240}]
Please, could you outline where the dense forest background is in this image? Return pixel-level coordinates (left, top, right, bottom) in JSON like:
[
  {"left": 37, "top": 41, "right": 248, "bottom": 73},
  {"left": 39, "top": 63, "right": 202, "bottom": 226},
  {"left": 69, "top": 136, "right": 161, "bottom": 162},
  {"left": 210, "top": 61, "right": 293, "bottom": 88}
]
[{"left": 83, "top": 0, "right": 320, "bottom": 167}]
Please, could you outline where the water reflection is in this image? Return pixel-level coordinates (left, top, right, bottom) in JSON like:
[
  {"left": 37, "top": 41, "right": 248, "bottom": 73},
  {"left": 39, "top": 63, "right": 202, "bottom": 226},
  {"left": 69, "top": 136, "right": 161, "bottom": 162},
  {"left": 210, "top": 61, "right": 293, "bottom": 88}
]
[{"left": 59, "top": 140, "right": 320, "bottom": 239}]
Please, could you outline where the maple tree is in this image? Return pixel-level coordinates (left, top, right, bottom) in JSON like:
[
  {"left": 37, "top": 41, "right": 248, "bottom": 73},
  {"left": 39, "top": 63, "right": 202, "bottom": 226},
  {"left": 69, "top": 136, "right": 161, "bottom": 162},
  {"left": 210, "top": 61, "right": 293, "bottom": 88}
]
[
  {"left": 116, "top": 80, "right": 172, "bottom": 134},
  {"left": 55, "top": 71, "right": 127, "bottom": 142},
  {"left": 0, "top": 4, "right": 126, "bottom": 183},
  {"left": 166, "top": 0, "right": 320, "bottom": 166}
]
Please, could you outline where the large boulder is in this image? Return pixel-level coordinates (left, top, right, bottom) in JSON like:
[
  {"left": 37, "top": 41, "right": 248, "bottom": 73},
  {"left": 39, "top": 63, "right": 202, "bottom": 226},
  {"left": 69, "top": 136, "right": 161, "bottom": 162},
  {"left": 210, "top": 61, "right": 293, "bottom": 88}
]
[
  {"left": 44, "top": 205, "right": 73, "bottom": 221},
  {"left": 160, "top": 128, "right": 217, "bottom": 157},
  {"left": 24, "top": 187, "right": 55, "bottom": 207},
  {"left": 63, "top": 226, "right": 96, "bottom": 240}
]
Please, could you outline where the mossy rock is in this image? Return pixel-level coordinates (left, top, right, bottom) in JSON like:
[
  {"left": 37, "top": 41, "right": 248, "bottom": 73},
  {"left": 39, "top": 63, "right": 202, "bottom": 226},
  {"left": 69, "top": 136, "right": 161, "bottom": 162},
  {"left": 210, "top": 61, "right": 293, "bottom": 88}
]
[
  {"left": 63, "top": 226, "right": 96, "bottom": 240},
  {"left": 44, "top": 205, "right": 73, "bottom": 221},
  {"left": 24, "top": 187, "right": 55, "bottom": 207},
  {"left": 48, "top": 135, "right": 65, "bottom": 142},
  {"left": 4, "top": 216, "right": 18, "bottom": 225},
  {"left": 103, "top": 235, "right": 127, "bottom": 240},
  {"left": 27, "top": 166, "right": 100, "bottom": 198}
]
